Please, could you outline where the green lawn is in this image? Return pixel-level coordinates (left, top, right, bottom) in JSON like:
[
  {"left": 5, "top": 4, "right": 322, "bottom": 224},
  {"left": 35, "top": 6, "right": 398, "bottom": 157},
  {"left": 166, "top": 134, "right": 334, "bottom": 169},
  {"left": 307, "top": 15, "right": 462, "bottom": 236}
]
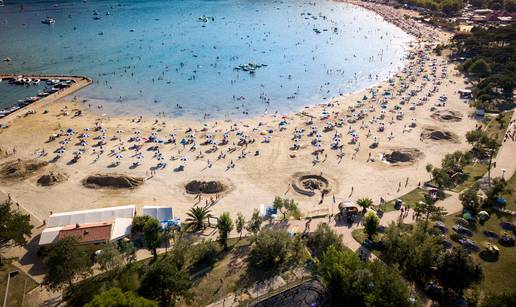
[
  {"left": 443, "top": 111, "right": 511, "bottom": 193},
  {"left": 0, "top": 264, "right": 38, "bottom": 307},
  {"left": 453, "top": 163, "right": 489, "bottom": 192},
  {"left": 442, "top": 212, "right": 515, "bottom": 295},
  {"left": 186, "top": 237, "right": 311, "bottom": 306},
  {"left": 186, "top": 238, "right": 256, "bottom": 306},
  {"left": 383, "top": 188, "right": 450, "bottom": 212},
  {"left": 441, "top": 173, "right": 516, "bottom": 296},
  {"left": 502, "top": 174, "right": 516, "bottom": 211},
  {"left": 484, "top": 111, "right": 512, "bottom": 147}
]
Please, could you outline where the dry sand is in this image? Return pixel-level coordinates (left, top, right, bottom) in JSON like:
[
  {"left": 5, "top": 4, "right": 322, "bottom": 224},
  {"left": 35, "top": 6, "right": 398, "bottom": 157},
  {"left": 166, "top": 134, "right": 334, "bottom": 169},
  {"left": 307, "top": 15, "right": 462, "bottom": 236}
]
[{"left": 0, "top": 1, "right": 477, "bottom": 222}]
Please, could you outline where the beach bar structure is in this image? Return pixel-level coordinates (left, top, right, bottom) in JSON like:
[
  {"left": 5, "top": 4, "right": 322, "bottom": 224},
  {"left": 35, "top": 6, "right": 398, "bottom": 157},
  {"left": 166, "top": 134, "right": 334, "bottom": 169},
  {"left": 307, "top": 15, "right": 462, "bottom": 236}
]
[{"left": 39, "top": 205, "right": 135, "bottom": 246}]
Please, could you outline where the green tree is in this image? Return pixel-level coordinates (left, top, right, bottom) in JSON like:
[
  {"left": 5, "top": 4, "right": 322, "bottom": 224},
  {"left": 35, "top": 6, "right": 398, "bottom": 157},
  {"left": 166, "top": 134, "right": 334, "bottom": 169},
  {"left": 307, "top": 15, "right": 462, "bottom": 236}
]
[
  {"left": 413, "top": 199, "right": 447, "bottom": 225},
  {"left": 356, "top": 198, "right": 374, "bottom": 214},
  {"left": 381, "top": 222, "right": 441, "bottom": 284},
  {"left": 436, "top": 247, "right": 483, "bottom": 295},
  {"left": 441, "top": 0, "right": 464, "bottom": 15},
  {"left": 246, "top": 209, "right": 263, "bottom": 237},
  {"left": 131, "top": 215, "right": 153, "bottom": 234},
  {"left": 143, "top": 217, "right": 163, "bottom": 260},
  {"left": 249, "top": 229, "right": 301, "bottom": 271},
  {"left": 43, "top": 236, "right": 92, "bottom": 290},
  {"left": 0, "top": 202, "right": 33, "bottom": 250},
  {"left": 185, "top": 206, "right": 212, "bottom": 232},
  {"left": 235, "top": 212, "right": 245, "bottom": 240},
  {"left": 216, "top": 212, "right": 234, "bottom": 250},
  {"left": 139, "top": 257, "right": 191, "bottom": 307},
  {"left": 96, "top": 242, "right": 123, "bottom": 272},
  {"left": 363, "top": 212, "right": 380, "bottom": 240},
  {"left": 318, "top": 246, "right": 410, "bottom": 307},
  {"left": 468, "top": 58, "right": 491, "bottom": 78},
  {"left": 307, "top": 223, "right": 344, "bottom": 258},
  {"left": 460, "top": 184, "right": 481, "bottom": 214},
  {"left": 85, "top": 287, "right": 158, "bottom": 307},
  {"left": 119, "top": 240, "right": 137, "bottom": 265},
  {"left": 485, "top": 178, "right": 508, "bottom": 206},
  {"left": 272, "top": 197, "right": 301, "bottom": 220}
]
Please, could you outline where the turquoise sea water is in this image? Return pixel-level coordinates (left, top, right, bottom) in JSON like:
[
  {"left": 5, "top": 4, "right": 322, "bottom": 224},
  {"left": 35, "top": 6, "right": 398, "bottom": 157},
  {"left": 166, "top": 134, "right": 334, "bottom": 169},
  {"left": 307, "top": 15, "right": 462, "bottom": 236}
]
[{"left": 0, "top": 0, "right": 411, "bottom": 119}]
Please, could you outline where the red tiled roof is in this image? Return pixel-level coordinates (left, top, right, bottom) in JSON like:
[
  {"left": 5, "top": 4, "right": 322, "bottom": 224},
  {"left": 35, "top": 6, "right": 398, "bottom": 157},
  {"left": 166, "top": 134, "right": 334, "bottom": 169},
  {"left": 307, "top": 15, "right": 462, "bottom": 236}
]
[{"left": 58, "top": 221, "right": 113, "bottom": 244}]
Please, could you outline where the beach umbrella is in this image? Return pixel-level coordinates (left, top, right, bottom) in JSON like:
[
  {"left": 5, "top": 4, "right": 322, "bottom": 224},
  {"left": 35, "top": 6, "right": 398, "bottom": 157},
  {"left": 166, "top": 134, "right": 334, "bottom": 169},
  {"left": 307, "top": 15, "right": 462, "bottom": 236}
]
[
  {"left": 496, "top": 198, "right": 507, "bottom": 206},
  {"left": 115, "top": 153, "right": 123, "bottom": 159},
  {"left": 84, "top": 127, "right": 90, "bottom": 131},
  {"left": 134, "top": 130, "right": 141, "bottom": 135},
  {"left": 100, "top": 128, "right": 106, "bottom": 133},
  {"left": 478, "top": 211, "right": 490, "bottom": 219},
  {"left": 463, "top": 212, "right": 474, "bottom": 221}
]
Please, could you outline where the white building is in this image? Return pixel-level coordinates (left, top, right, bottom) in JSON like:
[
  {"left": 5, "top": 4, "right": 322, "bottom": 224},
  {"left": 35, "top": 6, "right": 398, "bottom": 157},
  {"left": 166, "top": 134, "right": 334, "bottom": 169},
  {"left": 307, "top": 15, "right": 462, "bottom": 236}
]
[{"left": 39, "top": 205, "right": 135, "bottom": 246}]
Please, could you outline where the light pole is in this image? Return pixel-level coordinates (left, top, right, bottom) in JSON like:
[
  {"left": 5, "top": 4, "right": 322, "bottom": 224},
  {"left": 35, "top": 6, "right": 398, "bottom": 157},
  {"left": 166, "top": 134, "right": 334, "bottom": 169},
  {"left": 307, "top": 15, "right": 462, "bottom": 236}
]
[{"left": 3, "top": 270, "right": 19, "bottom": 307}]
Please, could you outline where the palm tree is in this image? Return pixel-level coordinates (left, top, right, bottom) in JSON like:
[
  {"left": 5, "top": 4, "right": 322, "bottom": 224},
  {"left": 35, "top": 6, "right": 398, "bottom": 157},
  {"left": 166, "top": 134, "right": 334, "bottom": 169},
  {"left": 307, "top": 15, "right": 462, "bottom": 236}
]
[
  {"left": 185, "top": 206, "right": 212, "bottom": 232},
  {"left": 216, "top": 212, "right": 234, "bottom": 250},
  {"left": 356, "top": 197, "right": 373, "bottom": 214}
]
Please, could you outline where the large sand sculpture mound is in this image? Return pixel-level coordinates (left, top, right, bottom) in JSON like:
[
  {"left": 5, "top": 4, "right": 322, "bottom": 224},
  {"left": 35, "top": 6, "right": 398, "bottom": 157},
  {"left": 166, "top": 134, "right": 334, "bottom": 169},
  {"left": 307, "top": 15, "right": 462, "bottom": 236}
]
[
  {"left": 83, "top": 174, "right": 144, "bottom": 189},
  {"left": 0, "top": 159, "right": 48, "bottom": 180},
  {"left": 37, "top": 172, "right": 68, "bottom": 186},
  {"left": 421, "top": 127, "right": 459, "bottom": 143},
  {"left": 384, "top": 148, "right": 423, "bottom": 165},
  {"left": 430, "top": 110, "right": 463, "bottom": 122},
  {"left": 185, "top": 180, "right": 226, "bottom": 194},
  {"left": 292, "top": 173, "right": 332, "bottom": 196}
]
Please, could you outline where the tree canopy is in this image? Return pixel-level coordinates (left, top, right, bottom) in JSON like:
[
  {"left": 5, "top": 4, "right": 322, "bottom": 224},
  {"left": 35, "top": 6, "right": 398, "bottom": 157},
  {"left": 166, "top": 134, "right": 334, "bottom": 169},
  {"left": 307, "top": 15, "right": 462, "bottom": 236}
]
[
  {"left": 249, "top": 229, "right": 303, "bottom": 271},
  {"left": 139, "top": 257, "right": 191, "bottom": 306},
  {"left": 85, "top": 287, "right": 158, "bottom": 307},
  {"left": 0, "top": 202, "right": 33, "bottom": 249},
  {"left": 318, "top": 246, "right": 411, "bottom": 307},
  {"left": 435, "top": 246, "right": 483, "bottom": 295},
  {"left": 272, "top": 196, "right": 301, "bottom": 220},
  {"left": 43, "top": 236, "right": 92, "bottom": 291},
  {"left": 216, "top": 212, "right": 234, "bottom": 250}
]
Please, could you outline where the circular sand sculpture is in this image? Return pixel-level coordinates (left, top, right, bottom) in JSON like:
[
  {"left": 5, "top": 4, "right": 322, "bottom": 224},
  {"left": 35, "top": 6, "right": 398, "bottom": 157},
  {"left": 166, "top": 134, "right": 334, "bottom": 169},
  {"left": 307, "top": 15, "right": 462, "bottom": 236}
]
[
  {"left": 421, "top": 127, "right": 459, "bottom": 143},
  {"left": 0, "top": 159, "right": 48, "bottom": 180},
  {"left": 185, "top": 180, "right": 226, "bottom": 194},
  {"left": 292, "top": 173, "right": 331, "bottom": 196},
  {"left": 83, "top": 174, "right": 144, "bottom": 189},
  {"left": 37, "top": 172, "right": 68, "bottom": 186},
  {"left": 383, "top": 148, "right": 423, "bottom": 165},
  {"left": 430, "top": 110, "right": 463, "bottom": 122}
]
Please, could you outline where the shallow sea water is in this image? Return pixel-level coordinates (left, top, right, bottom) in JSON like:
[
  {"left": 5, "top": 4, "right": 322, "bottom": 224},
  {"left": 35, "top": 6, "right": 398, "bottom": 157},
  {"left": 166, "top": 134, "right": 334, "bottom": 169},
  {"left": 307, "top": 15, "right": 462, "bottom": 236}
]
[{"left": 0, "top": 0, "right": 411, "bottom": 119}]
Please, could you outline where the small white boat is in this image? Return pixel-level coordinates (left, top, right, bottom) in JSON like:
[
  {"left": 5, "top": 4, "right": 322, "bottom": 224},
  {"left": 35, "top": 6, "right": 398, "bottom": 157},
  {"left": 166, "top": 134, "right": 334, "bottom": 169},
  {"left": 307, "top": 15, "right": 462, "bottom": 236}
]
[{"left": 41, "top": 17, "right": 56, "bottom": 24}]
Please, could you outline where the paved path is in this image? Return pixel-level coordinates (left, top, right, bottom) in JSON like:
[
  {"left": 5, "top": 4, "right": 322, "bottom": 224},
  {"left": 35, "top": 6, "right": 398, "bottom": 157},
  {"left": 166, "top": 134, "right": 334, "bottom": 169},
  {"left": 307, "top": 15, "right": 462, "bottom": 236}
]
[{"left": 486, "top": 111, "right": 516, "bottom": 180}]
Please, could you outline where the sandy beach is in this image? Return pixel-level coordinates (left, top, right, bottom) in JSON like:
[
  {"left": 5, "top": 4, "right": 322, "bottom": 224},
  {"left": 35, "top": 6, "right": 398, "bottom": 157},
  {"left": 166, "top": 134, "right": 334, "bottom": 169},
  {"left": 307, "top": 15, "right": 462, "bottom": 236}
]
[{"left": 0, "top": 1, "right": 477, "bottom": 223}]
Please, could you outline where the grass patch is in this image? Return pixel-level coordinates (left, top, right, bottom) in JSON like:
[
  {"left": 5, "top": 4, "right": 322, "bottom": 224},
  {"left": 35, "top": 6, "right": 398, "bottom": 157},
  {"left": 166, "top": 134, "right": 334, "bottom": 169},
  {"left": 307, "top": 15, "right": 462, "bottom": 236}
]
[
  {"left": 0, "top": 264, "right": 38, "bottom": 307},
  {"left": 484, "top": 111, "right": 512, "bottom": 147},
  {"left": 453, "top": 163, "right": 489, "bottom": 192},
  {"left": 442, "top": 212, "right": 515, "bottom": 295},
  {"left": 383, "top": 188, "right": 450, "bottom": 212},
  {"left": 503, "top": 174, "right": 516, "bottom": 212},
  {"left": 186, "top": 238, "right": 257, "bottom": 306},
  {"left": 441, "top": 173, "right": 516, "bottom": 296}
]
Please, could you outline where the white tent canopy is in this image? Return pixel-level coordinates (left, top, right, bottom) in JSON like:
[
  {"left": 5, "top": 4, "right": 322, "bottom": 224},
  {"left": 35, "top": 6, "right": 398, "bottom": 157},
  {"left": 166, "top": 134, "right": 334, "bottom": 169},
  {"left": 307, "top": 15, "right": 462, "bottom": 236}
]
[
  {"left": 142, "top": 206, "right": 173, "bottom": 221},
  {"left": 47, "top": 205, "right": 135, "bottom": 228}
]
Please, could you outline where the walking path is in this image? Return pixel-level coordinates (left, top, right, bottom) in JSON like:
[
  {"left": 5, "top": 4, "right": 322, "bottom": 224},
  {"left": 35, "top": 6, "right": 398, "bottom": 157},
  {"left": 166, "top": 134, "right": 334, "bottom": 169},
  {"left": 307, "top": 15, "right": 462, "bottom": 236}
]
[{"left": 486, "top": 111, "right": 516, "bottom": 180}]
